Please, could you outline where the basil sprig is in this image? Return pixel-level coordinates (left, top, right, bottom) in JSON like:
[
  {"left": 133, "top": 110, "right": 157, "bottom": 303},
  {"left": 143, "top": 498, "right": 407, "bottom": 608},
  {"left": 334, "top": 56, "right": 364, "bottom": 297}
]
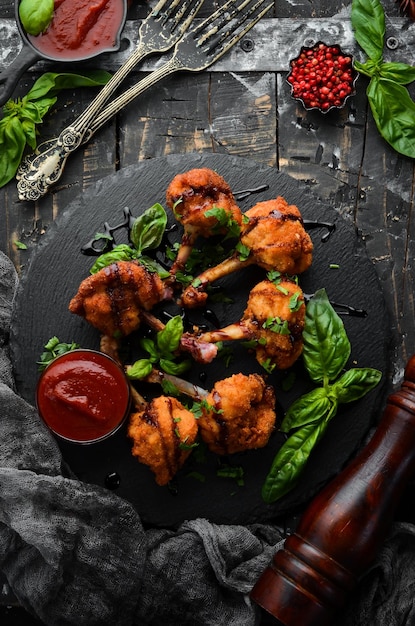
[
  {"left": 126, "top": 315, "right": 190, "bottom": 378},
  {"left": 38, "top": 336, "right": 80, "bottom": 371},
  {"left": 0, "top": 71, "right": 112, "bottom": 188},
  {"left": 19, "top": 0, "right": 54, "bottom": 35},
  {"left": 351, "top": 0, "right": 415, "bottom": 158},
  {"left": 90, "top": 203, "right": 169, "bottom": 276},
  {"left": 261, "top": 289, "right": 381, "bottom": 504}
]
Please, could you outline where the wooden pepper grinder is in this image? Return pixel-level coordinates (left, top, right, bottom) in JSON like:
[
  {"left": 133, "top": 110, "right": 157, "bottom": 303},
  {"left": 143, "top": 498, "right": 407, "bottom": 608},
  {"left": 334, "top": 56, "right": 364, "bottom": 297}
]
[{"left": 251, "top": 355, "right": 415, "bottom": 625}]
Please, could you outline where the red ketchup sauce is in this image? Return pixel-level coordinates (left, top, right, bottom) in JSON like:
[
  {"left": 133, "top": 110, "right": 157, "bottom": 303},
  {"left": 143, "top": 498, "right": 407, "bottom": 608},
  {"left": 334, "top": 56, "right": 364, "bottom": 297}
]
[
  {"left": 36, "top": 350, "right": 131, "bottom": 443},
  {"left": 26, "top": 0, "right": 126, "bottom": 60}
]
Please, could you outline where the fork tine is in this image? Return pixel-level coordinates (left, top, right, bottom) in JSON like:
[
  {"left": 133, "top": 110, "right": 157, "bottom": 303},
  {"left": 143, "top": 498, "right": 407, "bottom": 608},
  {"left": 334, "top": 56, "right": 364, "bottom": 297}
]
[
  {"left": 172, "top": 0, "right": 207, "bottom": 33},
  {"left": 151, "top": 0, "right": 174, "bottom": 17},
  {"left": 193, "top": 0, "right": 236, "bottom": 45},
  {"left": 156, "top": 0, "right": 205, "bottom": 31},
  {"left": 197, "top": 0, "right": 273, "bottom": 56},
  {"left": 192, "top": 0, "right": 236, "bottom": 37}
]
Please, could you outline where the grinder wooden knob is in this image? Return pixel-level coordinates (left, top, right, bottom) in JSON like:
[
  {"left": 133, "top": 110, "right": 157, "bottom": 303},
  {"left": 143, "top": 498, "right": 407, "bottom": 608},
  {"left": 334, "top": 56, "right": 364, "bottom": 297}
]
[{"left": 251, "top": 355, "right": 415, "bottom": 625}]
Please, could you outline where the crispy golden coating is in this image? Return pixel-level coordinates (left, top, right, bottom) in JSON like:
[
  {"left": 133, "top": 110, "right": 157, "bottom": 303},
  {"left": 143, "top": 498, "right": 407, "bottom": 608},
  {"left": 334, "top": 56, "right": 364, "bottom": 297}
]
[
  {"left": 194, "top": 279, "right": 305, "bottom": 370},
  {"left": 241, "top": 196, "right": 313, "bottom": 275},
  {"left": 128, "top": 396, "right": 198, "bottom": 486},
  {"left": 69, "top": 261, "right": 168, "bottom": 338},
  {"left": 166, "top": 167, "right": 242, "bottom": 237},
  {"left": 243, "top": 279, "right": 306, "bottom": 370},
  {"left": 180, "top": 195, "right": 312, "bottom": 308},
  {"left": 198, "top": 373, "right": 276, "bottom": 455}
]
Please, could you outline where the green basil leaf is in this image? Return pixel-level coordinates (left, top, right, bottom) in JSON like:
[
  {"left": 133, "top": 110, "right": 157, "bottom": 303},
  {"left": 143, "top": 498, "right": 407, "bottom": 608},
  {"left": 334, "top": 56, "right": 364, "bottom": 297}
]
[
  {"left": 351, "top": 0, "right": 385, "bottom": 62},
  {"left": 159, "top": 358, "right": 191, "bottom": 376},
  {"left": 89, "top": 244, "right": 135, "bottom": 274},
  {"left": 26, "top": 71, "right": 112, "bottom": 101},
  {"left": 126, "top": 359, "right": 153, "bottom": 380},
  {"left": 157, "top": 316, "right": 184, "bottom": 355},
  {"left": 18, "top": 101, "right": 43, "bottom": 124},
  {"left": 31, "top": 96, "right": 57, "bottom": 118},
  {"left": 21, "top": 119, "right": 37, "bottom": 150},
  {"left": 378, "top": 62, "right": 415, "bottom": 85},
  {"left": 139, "top": 255, "right": 170, "bottom": 279},
  {"left": 262, "top": 419, "right": 331, "bottom": 503},
  {"left": 139, "top": 338, "right": 159, "bottom": 361},
  {"left": 332, "top": 367, "right": 382, "bottom": 403},
  {"left": 19, "top": 0, "right": 54, "bottom": 36},
  {"left": 130, "top": 203, "right": 167, "bottom": 254},
  {"left": 281, "top": 387, "right": 333, "bottom": 432},
  {"left": 354, "top": 58, "right": 379, "bottom": 78},
  {"left": 44, "top": 336, "right": 60, "bottom": 351},
  {"left": 0, "top": 117, "right": 26, "bottom": 188},
  {"left": 303, "top": 289, "right": 351, "bottom": 384},
  {"left": 367, "top": 76, "right": 415, "bottom": 158}
]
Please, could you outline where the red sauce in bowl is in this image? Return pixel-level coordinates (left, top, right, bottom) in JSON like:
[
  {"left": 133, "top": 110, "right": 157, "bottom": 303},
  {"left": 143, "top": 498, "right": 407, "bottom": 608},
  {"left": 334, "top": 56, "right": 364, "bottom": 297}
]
[
  {"left": 36, "top": 349, "right": 131, "bottom": 443},
  {"left": 26, "top": 0, "right": 126, "bottom": 60}
]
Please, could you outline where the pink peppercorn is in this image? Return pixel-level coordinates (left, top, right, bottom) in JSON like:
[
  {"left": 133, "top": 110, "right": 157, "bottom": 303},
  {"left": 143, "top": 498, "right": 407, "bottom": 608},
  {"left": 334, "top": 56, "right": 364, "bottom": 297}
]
[{"left": 287, "top": 42, "right": 357, "bottom": 112}]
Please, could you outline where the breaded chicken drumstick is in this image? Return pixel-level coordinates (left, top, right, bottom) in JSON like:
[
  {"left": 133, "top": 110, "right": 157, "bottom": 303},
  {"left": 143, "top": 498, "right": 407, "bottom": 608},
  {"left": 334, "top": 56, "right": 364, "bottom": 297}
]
[
  {"left": 182, "top": 278, "right": 306, "bottom": 370},
  {"left": 181, "top": 196, "right": 313, "bottom": 308},
  {"left": 128, "top": 394, "right": 199, "bottom": 486},
  {"left": 166, "top": 168, "right": 242, "bottom": 277},
  {"left": 143, "top": 369, "right": 277, "bottom": 456},
  {"left": 69, "top": 260, "right": 172, "bottom": 338}
]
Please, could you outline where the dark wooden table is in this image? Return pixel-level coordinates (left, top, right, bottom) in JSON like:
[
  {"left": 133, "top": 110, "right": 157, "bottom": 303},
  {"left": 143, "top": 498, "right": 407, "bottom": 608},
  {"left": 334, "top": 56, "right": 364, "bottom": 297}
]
[{"left": 1, "top": 0, "right": 415, "bottom": 623}]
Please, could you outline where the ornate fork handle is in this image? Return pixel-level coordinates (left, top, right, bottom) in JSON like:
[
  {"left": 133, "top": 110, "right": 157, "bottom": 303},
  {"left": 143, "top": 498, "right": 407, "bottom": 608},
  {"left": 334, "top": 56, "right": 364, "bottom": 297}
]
[
  {"left": 16, "top": 57, "right": 184, "bottom": 201},
  {"left": 16, "top": 0, "right": 206, "bottom": 201},
  {"left": 15, "top": 40, "right": 150, "bottom": 201}
]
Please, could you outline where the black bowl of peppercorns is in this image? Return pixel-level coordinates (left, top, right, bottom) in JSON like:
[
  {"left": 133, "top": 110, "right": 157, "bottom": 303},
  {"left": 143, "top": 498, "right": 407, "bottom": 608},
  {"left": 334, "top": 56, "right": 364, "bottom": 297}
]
[{"left": 287, "top": 41, "right": 358, "bottom": 113}]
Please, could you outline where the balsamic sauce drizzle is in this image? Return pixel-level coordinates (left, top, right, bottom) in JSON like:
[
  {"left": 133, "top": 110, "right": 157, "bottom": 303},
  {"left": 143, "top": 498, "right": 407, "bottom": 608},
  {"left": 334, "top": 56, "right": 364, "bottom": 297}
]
[
  {"left": 234, "top": 184, "right": 270, "bottom": 201},
  {"left": 303, "top": 220, "right": 336, "bottom": 242},
  {"left": 329, "top": 301, "right": 368, "bottom": 318},
  {"left": 81, "top": 206, "right": 135, "bottom": 256},
  {"left": 303, "top": 293, "right": 367, "bottom": 318}
]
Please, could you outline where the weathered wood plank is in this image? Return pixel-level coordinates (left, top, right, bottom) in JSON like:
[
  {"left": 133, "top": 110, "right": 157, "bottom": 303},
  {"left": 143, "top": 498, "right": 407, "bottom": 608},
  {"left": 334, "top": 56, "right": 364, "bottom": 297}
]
[
  {"left": 118, "top": 72, "right": 277, "bottom": 166},
  {"left": 1, "top": 17, "right": 415, "bottom": 77},
  {"left": 352, "top": 82, "right": 415, "bottom": 381}
]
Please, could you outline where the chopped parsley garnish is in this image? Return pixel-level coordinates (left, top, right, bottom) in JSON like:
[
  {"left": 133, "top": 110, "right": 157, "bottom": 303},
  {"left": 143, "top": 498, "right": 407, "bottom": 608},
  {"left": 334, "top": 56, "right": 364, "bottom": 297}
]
[
  {"left": 235, "top": 241, "right": 251, "bottom": 262},
  {"left": 38, "top": 336, "right": 80, "bottom": 371},
  {"left": 289, "top": 291, "right": 303, "bottom": 312},
  {"left": 216, "top": 465, "right": 245, "bottom": 486},
  {"left": 263, "top": 317, "right": 290, "bottom": 335},
  {"left": 204, "top": 206, "right": 241, "bottom": 239}
]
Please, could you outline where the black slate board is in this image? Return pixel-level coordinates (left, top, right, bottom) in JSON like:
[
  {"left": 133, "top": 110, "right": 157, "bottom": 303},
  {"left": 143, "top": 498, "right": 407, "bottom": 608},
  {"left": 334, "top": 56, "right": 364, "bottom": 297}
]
[{"left": 11, "top": 153, "right": 390, "bottom": 528}]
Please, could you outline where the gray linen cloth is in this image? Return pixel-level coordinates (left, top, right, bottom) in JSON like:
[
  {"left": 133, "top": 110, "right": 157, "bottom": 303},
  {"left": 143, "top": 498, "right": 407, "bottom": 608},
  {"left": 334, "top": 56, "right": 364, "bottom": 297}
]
[{"left": 1, "top": 250, "right": 415, "bottom": 626}]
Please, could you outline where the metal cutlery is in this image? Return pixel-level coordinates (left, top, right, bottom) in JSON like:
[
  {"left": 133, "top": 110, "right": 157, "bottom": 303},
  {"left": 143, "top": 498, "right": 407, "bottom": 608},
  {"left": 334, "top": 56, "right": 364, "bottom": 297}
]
[
  {"left": 16, "top": 0, "right": 205, "bottom": 201},
  {"left": 17, "top": 0, "right": 274, "bottom": 202}
]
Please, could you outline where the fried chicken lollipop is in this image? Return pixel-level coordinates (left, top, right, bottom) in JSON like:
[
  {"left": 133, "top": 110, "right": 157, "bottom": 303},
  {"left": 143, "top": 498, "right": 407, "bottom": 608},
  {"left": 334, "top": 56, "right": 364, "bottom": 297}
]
[
  {"left": 166, "top": 167, "right": 242, "bottom": 276},
  {"left": 198, "top": 373, "right": 276, "bottom": 455},
  {"left": 128, "top": 395, "right": 198, "bottom": 486},
  {"left": 69, "top": 260, "right": 172, "bottom": 338},
  {"left": 144, "top": 369, "right": 276, "bottom": 456},
  {"left": 183, "top": 278, "right": 306, "bottom": 370},
  {"left": 181, "top": 196, "right": 313, "bottom": 308}
]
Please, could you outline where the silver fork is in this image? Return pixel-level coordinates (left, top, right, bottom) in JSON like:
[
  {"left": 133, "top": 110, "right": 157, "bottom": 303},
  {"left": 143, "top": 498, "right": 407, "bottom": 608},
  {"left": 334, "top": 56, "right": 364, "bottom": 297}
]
[
  {"left": 16, "top": 0, "right": 205, "bottom": 201},
  {"left": 17, "top": 0, "right": 273, "bottom": 202}
]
